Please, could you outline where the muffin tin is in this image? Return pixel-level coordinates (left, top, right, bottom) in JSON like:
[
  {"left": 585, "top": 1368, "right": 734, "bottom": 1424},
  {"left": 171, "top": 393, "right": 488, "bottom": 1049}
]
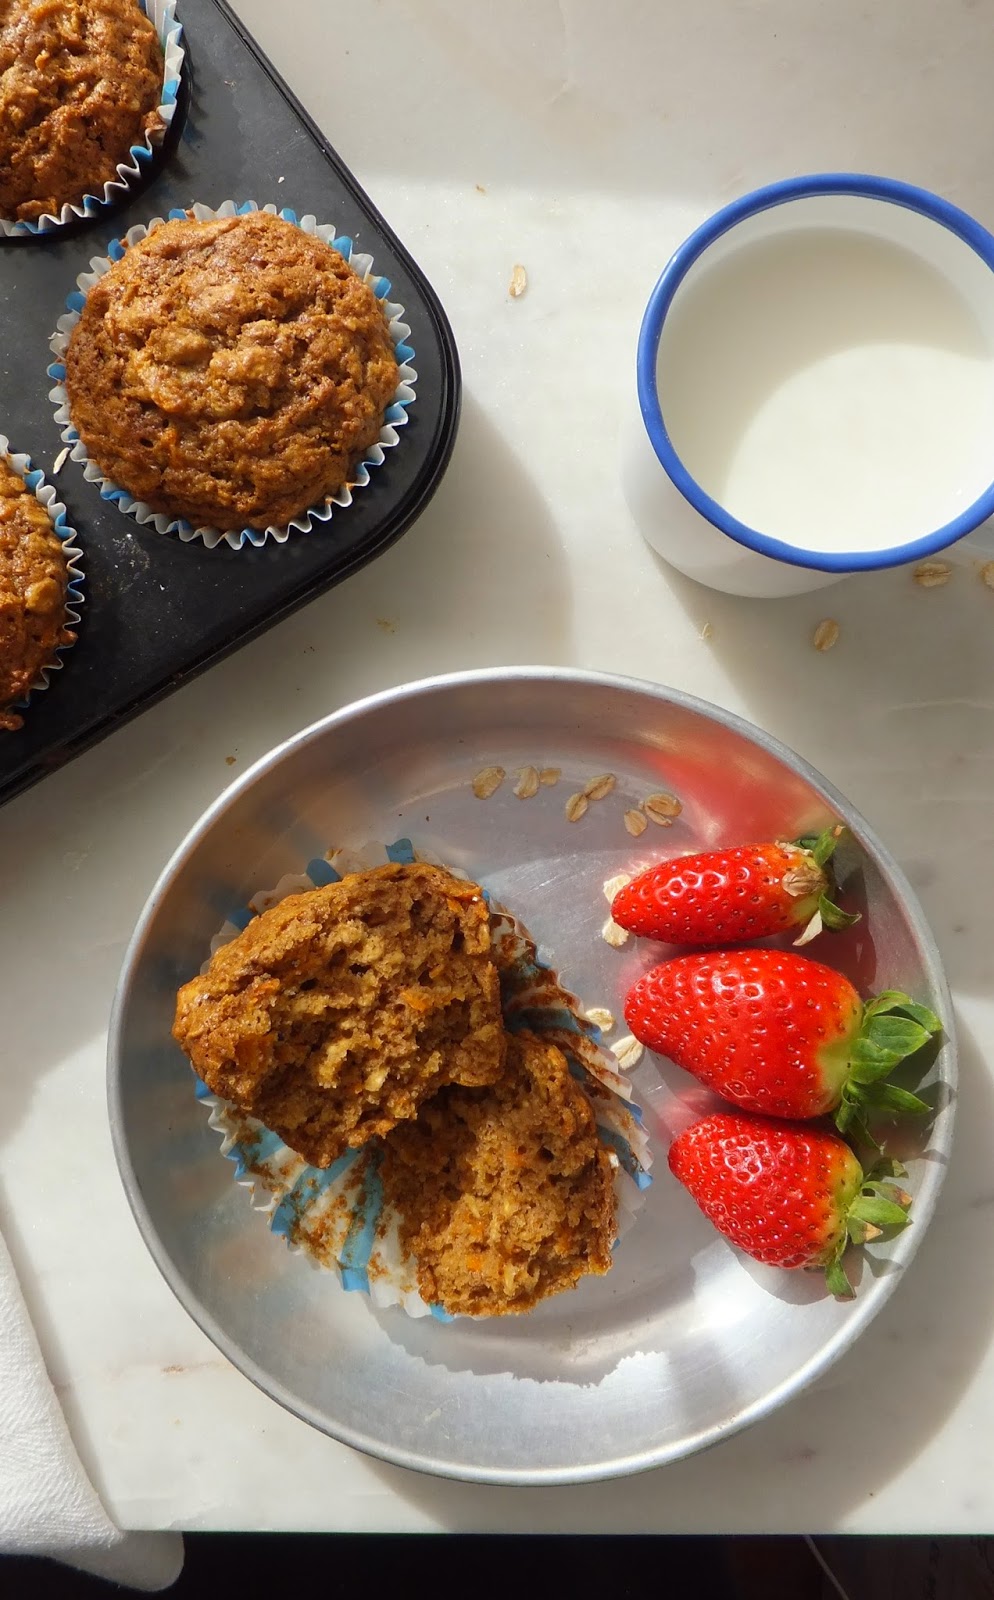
[{"left": 0, "top": 0, "right": 461, "bottom": 808}]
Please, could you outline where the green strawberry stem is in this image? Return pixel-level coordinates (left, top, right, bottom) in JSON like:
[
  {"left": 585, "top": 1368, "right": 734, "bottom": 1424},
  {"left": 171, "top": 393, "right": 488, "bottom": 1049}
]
[
  {"left": 791, "top": 826, "right": 861, "bottom": 945},
  {"left": 819, "top": 894, "right": 861, "bottom": 931},
  {"left": 826, "top": 1155, "right": 914, "bottom": 1299},
  {"left": 796, "top": 824, "right": 846, "bottom": 869},
  {"left": 825, "top": 1254, "right": 855, "bottom": 1299},
  {"left": 835, "top": 991, "right": 942, "bottom": 1136}
]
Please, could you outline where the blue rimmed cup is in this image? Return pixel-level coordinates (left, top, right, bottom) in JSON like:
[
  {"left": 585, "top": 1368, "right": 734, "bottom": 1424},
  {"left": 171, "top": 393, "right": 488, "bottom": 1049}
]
[
  {"left": 1, "top": 0, "right": 184, "bottom": 239},
  {"left": 47, "top": 200, "right": 418, "bottom": 550},
  {"left": 621, "top": 174, "right": 994, "bottom": 597}
]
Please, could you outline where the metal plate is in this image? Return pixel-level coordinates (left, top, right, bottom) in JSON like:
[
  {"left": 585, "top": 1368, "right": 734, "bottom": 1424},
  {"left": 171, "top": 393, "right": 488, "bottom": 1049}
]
[{"left": 108, "top": 668, "right": 955, "bottom": 1484}]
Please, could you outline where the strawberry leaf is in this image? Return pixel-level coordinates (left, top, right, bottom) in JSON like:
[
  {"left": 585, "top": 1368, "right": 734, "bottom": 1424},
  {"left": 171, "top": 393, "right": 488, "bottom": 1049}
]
[
  {"left": 862, "top": 991, "right": 942, "bottom": 1034},
  {"left": 818, "top": 893, "right": 861, "bottom": 931},
  {"left": 862, "top": 1179, "right": 914, "bottom": 1207},
  {"left": 865, "top": 1014, "right": 934, "bottom": 1055},
  {"left": 866, "top": 1156, "right": 909, "bottom": 1180},
  {"left": 834, "top": 1094, "right": 858, "bottom": 1133},
  {"left": 792, "top": 828, "right": 861, "bottom": 939},
  {"left": 847, "top": 1214, "right": 878, "bottom": 1246},
  {"left": 796, "top": 825, "right": 847, "bottom": 869},
  {"left": 862, "top": 988, "right": 909, "bottom": 1016},
  {"left": 824, "top": 1253, "right": 855, "bottom": 1299},
  {"left": 850, "top": 1014, "right": 936, "bottom": 1082},
  {"left": 902, "top": 1003, "right": 941, "bottom": 1033},
  {"left": 849, "top": 1039, "right": 907, "bottom": 1080},
  {"left": 859, "top": 1082, "right": 931, "bottom": 1116},
  {"left": 834, "top": 1090, "right": 881, "bottom": 1149},
  {"left": 849, "top": 1194, "right": 911, "bottom": 1230}
]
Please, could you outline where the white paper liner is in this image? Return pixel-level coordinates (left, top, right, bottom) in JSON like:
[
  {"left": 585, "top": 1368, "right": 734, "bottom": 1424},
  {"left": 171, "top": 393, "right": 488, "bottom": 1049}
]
[
  {"left": 1, "top": 0, "right": 185, "bottom": 238},
  {"left": 193, "top": 838, "right": 653, "bottom": 1321},
  {"left": 47, "top": 200, "right": 418, "bottom": 550},
  {"left": 0, "top": 436, "right": 84, "bottom": 725}
]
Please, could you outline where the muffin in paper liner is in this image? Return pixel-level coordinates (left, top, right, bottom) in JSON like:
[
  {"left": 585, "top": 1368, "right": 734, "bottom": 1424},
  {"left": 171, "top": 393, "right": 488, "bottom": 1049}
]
[
  {"left": 192, "top": 837, "right": 653, "bottom": 1321},
  {"left": 0, "top": 435, "right": 84, "bottom": 728},
  {"left": 47, "top": 199, "right": 418, "bottom": 551},
  {"left": 1, "top": 0, "right": 185, "bottom": 239}
]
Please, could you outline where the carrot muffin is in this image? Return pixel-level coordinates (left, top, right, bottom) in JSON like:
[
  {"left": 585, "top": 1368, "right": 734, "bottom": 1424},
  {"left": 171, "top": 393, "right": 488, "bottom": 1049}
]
[
  {"left": 64, "top": 211, "right": 401, "bottom": 532},
  {"left": 173, "top": 862, "right": 506, "bottom": 1168},
  {"left": 0, "top": 0, "right": 165, "bottom": 224},
  {"left": 0, "top": 456, "right": 75, "bottom": 732},
  {"left": 381, "top": 1031, "right": 618, "bottom": 1316}
]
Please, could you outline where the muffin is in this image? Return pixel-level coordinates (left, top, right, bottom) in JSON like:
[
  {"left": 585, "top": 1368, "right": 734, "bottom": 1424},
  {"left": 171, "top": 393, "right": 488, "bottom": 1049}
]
[
  {"left": 0, "top": 0, "right": 165, "bottom": 224},
  {"left": 64, "top": 211, "right": 401, "bottom": 532},
  {"left": 0, "top": 456, "right": 75, "bottom": 732},
  {"left": 381, "top": 1032, "right": 618, "bottom": 1316},
  {"left": 172, "top": 862, "right": 506, "bottom": 1167}
]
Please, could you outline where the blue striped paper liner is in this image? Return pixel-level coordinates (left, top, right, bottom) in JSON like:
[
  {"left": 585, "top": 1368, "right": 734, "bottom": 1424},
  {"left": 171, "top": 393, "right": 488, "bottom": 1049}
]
[
  {"left": 1, "top": 0, "right": 185, "bottom": 238},
  {"left": 47, "top": 200, "right": 417, "bottom": 550},
  {"left": 0, "top": 436, "right": 84, "bottom": 722},
  {"left": 195, "top": 839, "right": 653, "bottom": 1320}
]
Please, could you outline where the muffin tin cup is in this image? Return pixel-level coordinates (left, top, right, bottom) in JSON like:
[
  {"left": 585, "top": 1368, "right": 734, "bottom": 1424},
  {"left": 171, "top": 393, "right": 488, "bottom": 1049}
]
[
  {"left": 192, "top": 838, "right": 653, "bottom": 1322},
  {"left": 47, "top": 199, "right": 419, "bottom": 551},
  {"left": 0, "top": 436, "right": 84, "bottom": 728},
  {"left": 1, "top": 0, "right": 185, "bottom": 240}
]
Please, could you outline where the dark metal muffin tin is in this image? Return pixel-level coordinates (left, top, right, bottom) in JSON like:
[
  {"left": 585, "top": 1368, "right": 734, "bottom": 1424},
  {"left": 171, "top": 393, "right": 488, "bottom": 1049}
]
[{"left": 0, "top": 0, "right": 461, "bottom": 808}]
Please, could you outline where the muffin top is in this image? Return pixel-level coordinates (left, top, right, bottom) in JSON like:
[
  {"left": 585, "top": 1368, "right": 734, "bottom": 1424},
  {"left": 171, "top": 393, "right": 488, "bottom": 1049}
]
[
  {"left": 381, "top": 1032, "right": 618, "bottom": 1316},
  {"left": 0, "top": 0, "right": 165, "bottom": 223},
  {"left": 64, "top": 212, "right": 401, "bottom": 531},
  {"left": 172, "top": 862, "right": 506, "bottom": 1169},
  {"left": 0, "top": 457, "right": 74, "bottom": 732}
]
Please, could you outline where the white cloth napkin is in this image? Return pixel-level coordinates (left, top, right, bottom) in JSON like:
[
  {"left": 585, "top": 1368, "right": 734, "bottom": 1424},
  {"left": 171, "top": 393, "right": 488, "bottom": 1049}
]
[{"left": 0, "top": 1228, "right": 182, "bottom": 1590}]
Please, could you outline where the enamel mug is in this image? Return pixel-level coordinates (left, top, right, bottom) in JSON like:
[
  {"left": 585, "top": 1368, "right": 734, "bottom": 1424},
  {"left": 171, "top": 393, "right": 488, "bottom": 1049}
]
[{"left": 621, "top": 174, "right": 994, "bottom": 597}]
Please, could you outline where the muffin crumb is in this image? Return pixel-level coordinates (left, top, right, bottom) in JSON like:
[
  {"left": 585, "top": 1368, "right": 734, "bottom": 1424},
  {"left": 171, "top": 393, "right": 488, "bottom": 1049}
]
[
  {"left": 472, "top": 765, "right": 505, "bottom": 798},
  {"left": 812, "top": 618, "right": 840, "bottom": 652}
]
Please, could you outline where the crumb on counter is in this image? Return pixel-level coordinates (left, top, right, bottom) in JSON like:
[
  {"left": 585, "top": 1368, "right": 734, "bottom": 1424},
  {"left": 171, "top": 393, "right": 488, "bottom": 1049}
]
[
  {"left": 913, "top": 562, "right": 952, "bottom": 589},
  {"left": 812, "top": 618, "right": 840, "bottom": 652}
]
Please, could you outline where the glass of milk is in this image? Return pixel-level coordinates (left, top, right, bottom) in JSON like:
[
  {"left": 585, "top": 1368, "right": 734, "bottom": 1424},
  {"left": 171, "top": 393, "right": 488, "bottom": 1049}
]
[{"left": 621, "top": 174, "right": 994, "bottom": 597}]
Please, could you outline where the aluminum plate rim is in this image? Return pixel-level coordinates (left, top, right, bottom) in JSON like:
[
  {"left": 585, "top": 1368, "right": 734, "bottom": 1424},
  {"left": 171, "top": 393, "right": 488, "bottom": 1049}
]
[{"left": 107, "top": 665, "right": 956, "bottom": 1485}]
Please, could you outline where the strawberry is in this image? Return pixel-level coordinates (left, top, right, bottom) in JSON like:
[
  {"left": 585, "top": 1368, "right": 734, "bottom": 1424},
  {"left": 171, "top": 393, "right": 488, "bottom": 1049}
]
[
  {"left": 625, "top": 948, "right": 940, "bottom": 1134},
  {"left": 611, "top": 826, "right": 858, "bottom": 947},
  {"left": 668, "top": 1110, "right": 912, "bottom": 1297}
]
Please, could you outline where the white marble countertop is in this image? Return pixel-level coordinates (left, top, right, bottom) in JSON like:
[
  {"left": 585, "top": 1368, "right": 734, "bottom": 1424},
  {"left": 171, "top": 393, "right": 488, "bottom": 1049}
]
[{"left": 3, "top": 0, "right": 994, "bottom": 1536}]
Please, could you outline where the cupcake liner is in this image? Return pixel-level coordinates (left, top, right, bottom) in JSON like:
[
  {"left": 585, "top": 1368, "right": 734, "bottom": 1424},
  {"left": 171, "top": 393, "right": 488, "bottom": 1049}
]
[
  {"left": 47, "top": 200, "right": 418, "bottom": 551},
  {"left": 1, "top": 0, "right": 185, "bottom": 239},
  {"left": 0, "top": 435, "right": 84, "bottom": 725},
  {"left": 194, "top": 838, "right": 653, "bottom": 1321}
]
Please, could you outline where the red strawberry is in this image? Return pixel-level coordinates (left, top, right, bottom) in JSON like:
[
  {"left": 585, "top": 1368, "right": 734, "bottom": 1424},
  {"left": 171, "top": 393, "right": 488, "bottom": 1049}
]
[
  {"left": 668, "top": 1110, "right": 912, "bottom": 1297},
  {"left": 625, "top": 948, "right": 939, "bottom": 1133},
  {"left": 611, "top": 826, "right": 858, "bottom": 947}
]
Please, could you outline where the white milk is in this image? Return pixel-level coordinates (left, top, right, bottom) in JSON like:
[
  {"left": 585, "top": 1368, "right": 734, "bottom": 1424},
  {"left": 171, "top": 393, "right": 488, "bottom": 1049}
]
[{"left": 655, "top": 228, "right": 994, "bottom": 554}]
